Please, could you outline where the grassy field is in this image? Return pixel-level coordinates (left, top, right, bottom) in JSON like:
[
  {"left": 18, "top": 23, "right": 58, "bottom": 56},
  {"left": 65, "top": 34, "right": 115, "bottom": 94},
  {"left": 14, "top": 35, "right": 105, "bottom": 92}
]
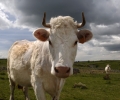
[{"left": 0, "top": 59, "right": 120, "bottom": 100}]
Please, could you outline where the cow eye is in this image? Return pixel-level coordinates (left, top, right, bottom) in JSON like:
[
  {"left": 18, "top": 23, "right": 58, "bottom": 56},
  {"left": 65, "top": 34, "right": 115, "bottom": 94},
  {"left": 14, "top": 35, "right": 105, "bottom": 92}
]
[
  {"left": 74, "top": 41, "right": 77, "bottom": 45},
  {"left": 49, "top": 40, "right": 52, "bottom": 46}
]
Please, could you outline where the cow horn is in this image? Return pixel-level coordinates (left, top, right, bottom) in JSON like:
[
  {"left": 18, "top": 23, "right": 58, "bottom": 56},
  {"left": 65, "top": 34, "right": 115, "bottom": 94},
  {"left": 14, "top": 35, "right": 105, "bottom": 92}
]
[
  {"left": 77, "top": 12, "right": 86, "bottom": 28},
  {"left": 42, "top": 12, "right": 51, "bottom": 28}
]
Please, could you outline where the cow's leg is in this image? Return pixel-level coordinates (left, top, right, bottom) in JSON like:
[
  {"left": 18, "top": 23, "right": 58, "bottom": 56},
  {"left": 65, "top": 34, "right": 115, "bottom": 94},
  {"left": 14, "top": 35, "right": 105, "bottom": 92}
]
[
  {"left": 52, "top": 78, "right": 66, "bottom": 100},
  {"left": 9, "top": 78, "right": 15, "bottom": 100},
  {"left": 31, "top": 74, "right": 46, "bottom": 100},
  {"left": 23, "top": 86, "right": 30, "bottom": 100}
]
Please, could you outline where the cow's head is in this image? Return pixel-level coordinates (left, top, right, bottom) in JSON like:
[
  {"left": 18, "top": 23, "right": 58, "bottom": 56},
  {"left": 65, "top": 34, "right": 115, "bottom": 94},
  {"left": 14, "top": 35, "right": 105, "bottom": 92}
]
[{"left": 33, "top": 13, "right": 93, "bottom": 78}]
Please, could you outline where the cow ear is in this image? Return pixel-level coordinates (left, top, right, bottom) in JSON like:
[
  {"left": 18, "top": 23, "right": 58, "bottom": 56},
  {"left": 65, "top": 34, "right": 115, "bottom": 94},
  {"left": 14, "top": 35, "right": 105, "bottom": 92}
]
[
  {"left": 33, "top": 28, "right": 49, "bottom": 41},
  {"left": 77, "top": 29, "right": 93, "bottom": 44}
]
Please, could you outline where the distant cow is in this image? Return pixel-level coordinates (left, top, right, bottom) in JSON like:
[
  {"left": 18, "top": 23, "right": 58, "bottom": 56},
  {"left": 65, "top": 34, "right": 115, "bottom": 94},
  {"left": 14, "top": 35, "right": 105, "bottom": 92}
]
[
  {"left": 105, "top": 64, "right": 111, "bottom": 74},
  {"left": 7, "top": 12, "right": 93, "bottom": 100}
]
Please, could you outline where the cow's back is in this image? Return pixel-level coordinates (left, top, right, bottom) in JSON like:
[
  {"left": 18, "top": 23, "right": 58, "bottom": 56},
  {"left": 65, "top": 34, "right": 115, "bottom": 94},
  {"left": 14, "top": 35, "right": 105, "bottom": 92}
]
[{"left": 7, "top": 40, "right": 34, "bottom": 86}]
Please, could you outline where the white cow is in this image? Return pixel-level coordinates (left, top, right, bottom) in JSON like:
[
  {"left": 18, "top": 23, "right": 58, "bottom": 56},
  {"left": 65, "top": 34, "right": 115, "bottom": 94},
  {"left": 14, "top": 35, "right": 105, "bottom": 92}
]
[
  {"left": 7, "top": 12, "right": 93, "bottom": 100},
  {"left": 105, "top": 64, "right": 111, "bottom": 74}
]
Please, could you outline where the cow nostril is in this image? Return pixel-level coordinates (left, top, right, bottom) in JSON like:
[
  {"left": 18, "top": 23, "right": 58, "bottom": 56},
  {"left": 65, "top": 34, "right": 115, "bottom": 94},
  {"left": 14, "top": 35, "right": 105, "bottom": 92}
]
[
  {"left": 54, "top": 67, "right": 59, "bottom": 73},
  {"left": 66, "top": 68, "right": 70, "bottom": 73}
]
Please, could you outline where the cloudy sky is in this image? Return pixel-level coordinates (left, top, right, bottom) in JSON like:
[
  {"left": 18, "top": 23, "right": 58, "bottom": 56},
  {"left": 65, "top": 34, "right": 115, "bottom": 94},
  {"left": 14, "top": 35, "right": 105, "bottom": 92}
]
[{"left": 0, "top": 0, "right": 120, "bottom": 61}]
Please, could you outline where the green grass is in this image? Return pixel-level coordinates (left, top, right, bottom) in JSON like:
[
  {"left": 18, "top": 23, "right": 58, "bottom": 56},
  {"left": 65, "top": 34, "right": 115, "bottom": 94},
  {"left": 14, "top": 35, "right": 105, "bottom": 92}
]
[
  {"left": 0, "top": 59, "right": 7, "bottom": 66},
  {"left": 0, "top": 60, "right": 120, "bottom": 100},
  {"left": 61, "top": 73, "right": 120, "bottom": 100},
  {"left": 1, "top": 71, "right": 120, "bottom": 100}
]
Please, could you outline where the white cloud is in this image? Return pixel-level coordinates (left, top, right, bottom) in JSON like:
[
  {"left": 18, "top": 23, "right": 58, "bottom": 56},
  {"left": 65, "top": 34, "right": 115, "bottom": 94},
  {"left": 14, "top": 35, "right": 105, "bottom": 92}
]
[
  {"left": 76, "top": 45, "right": 120, "bottom": 61},
  {"left": 0, "top": 9, "right": 13, "bottom": 29}
]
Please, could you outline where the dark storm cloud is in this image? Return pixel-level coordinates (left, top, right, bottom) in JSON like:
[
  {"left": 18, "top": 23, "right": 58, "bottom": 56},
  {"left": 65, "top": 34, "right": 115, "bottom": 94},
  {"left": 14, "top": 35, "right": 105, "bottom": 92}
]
[
  {"left": 13, "top": 0, "right": 95, "bottom": 28},
  {"left": 101, "top": 44, "right": 120, "bottom": 51},
  {"left": 12, "top": 0, "right": 93, "bottom": 28},
  {"left": 93, "top": 23, "right": 120, "bottom": 36},
  {"left": 13, "top": 0, "right": 120, "bottom": 28},
  {"left": 91, "top": 23, "right": 120, "bottom": 47},
  {"left": 91, "top": 1, "right": 120, "bottom": 25}
]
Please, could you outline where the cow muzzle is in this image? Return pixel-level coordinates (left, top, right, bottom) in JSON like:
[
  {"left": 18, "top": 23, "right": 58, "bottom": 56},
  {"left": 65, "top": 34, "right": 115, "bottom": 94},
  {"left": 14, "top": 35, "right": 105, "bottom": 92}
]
[{"left": 54, "top": 66, "right": 70, "bottom": 78}]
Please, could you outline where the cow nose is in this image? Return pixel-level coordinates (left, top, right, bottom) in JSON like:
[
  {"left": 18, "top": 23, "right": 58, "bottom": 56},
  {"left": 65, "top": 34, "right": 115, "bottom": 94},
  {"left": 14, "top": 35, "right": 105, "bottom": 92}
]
[{"left": 54, "top": 66, "right": 70, "bottom": 78}]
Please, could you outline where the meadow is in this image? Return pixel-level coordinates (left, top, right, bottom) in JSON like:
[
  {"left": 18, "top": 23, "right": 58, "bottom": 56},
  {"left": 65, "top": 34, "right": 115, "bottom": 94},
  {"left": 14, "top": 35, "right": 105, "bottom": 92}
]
[{"left": 0, "top": 59, "right": 120, "bottom": 100}]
